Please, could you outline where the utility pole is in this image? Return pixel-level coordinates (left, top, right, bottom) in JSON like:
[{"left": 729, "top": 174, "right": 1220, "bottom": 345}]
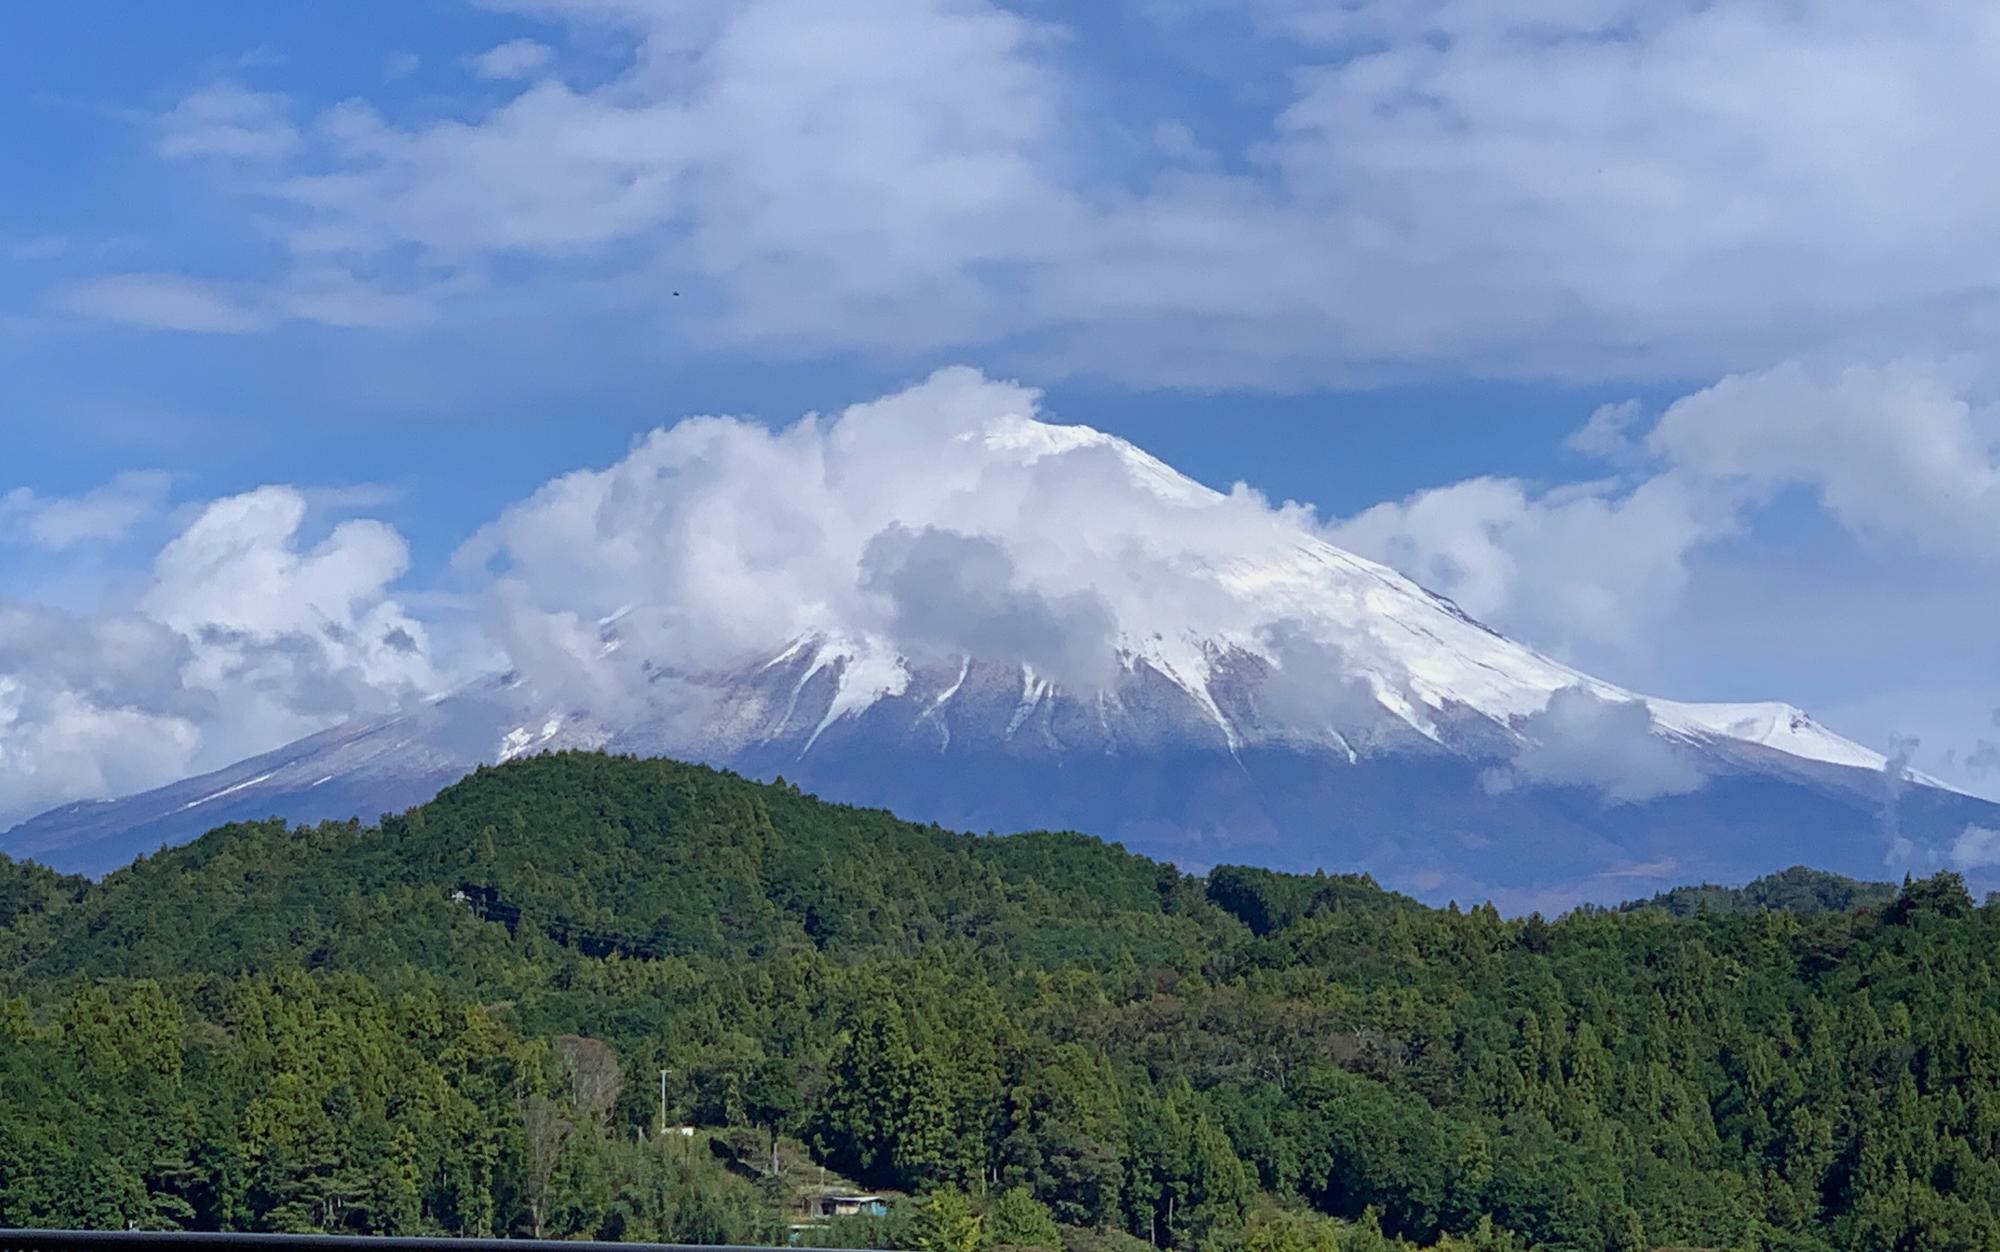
[{"left": 659, "top": 1068, "right": 669, "bottom": 1137}]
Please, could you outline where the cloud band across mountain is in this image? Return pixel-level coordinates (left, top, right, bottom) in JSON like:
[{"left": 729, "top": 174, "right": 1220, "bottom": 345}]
[{"left": 2, "top": 365, "right": 1992, "bottom": 850}]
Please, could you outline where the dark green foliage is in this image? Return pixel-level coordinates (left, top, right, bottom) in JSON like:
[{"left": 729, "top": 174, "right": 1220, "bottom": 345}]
[
  {"left": 1204, "top": 866, "right": 1405, "bottom": 937},
  {"left": 1625, "top": 865, "right": 1899, "bottom": 918},
  {"left": 4, "top": 752, "right": 2000, "bottom": 1250},
  {"left": 0, "top": 850, "right": 86, "bottom": 965}
]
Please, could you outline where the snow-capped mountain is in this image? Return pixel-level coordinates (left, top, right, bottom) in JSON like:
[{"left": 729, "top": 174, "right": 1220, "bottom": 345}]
[{"left": 7, "top": 403, "right": 1994, "bottom": 905}]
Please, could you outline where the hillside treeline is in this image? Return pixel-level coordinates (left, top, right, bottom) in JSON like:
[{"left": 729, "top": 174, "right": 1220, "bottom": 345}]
[{"left": 3, "top": 752, "right": 1995, "bottom": 1252}]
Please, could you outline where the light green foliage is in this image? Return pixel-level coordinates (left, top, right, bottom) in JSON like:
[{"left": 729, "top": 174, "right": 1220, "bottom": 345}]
[
  {"left": 1243, "top": 1206, "right": 1342, "bottom": 1252},
  {"left": 989, "top": 1186, "right": 1062, "bottom": 1251},
  {"left": 911, "top": 1187, "right": 986, "bottom": 1252}
]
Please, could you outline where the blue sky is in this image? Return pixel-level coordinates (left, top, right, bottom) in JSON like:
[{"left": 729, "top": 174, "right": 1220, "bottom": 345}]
[{"left": 3, "top": 0, "right": 1998, "bottom": 826}]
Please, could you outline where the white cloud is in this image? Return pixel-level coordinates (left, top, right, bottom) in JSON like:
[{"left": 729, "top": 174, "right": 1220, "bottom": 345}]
[
  {"left": 156, "top": 82, "right": 300, "bottom": 161},
  {"left": 1330, "top": 472, "right": 1740, "bottom": 663},
  {"left": 0, "top": 604, "right": 205, "bottom": 826},
  {"left": 1326, "top": 356, "right": 2000, "bottom": 693},
  {"left": 1242, "top": 0, "right": 2000, "bottom": 362},
  {"left": 1, "top": 471, "right": 173, "bottom": 550},
  {"left": 141, "top": 488, "right": 436, "bottom": 702},
  {"left": 3, "top": 364, "right": 1990, "bottom": 828},
  {"left": 458, "top": 367, "right": 1136, "bottom": 698},
  {"left": 457, "top": 365, "right": 1530, "bottom": 731},
  {"left": 68, "top": 0, "right": 2000, "bottom": 384},
  {"left": 1648, "top": 359, "right": 2000, "bottom": 560},
  {"left": 471, "top": 39, "right": 554, "bottom": 80},
  {"left": 243, "top": 0, "right": 1072, "bottom": 353},
  {"left": 0, "top": 487, "right": 438, "bottom": 827},
  {"left": 1951, "top": 826, "right": 2000, "bottom": 871},
  {"left": 1482, "top": 686, "right": 1704, "bottom": 804}
]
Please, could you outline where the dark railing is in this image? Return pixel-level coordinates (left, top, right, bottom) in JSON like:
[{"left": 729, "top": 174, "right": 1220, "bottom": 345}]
[{"left": 0, "top": 1235, "right": 814, "bottom": 1252}]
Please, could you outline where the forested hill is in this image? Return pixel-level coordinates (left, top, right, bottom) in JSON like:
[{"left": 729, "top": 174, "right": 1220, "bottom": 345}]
[
  {"left": 4, "top": 752, "right": 2000, "bottom": 1252},
  {"left": 5, "top": 751, "right": 1245, "bottom": 981},
  {"left": 1620, "top": 865, "right": 1901, "bottom": 918}
]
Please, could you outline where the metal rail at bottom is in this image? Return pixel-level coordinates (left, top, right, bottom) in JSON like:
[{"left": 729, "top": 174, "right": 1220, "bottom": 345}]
[{"left": 0, "top": 1234, "right": 839, "bottom": 1252}]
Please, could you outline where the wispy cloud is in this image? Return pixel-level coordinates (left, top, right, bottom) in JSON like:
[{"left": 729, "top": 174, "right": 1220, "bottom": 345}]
[
  {"left": 55, "top": 269, "right": 441, "bottom": 335},
  {"left": 6, "top": 235, "right": 69, "bottom": 263},
  {"left": 56, "top": 273, "right": 270, "bottom": 333},
  {"left": 1, "top": 471, "right": 175, "bottom": 550},
  {"left": 298, "top": 483, "right": 407, "bottom": 514},
  {"left": 155, "top": 81, "right": 299, "bottom": 161},
  {"left": 470, "top": 39, "right": 553, "bottom": 81}
]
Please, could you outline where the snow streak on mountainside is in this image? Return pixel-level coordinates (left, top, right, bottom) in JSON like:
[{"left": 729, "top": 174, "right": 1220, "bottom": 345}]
[{"left": 5, "top": 368, "right": 1991, "bottom": 901}]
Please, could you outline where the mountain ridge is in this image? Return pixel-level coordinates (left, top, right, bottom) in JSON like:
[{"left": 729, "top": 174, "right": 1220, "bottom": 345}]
[
  {"left": 5, "top": 404, "right": 1992, "bottom": 898},
  {"left": 9, "top": 637, "right": 1993, "bottom": 903}
]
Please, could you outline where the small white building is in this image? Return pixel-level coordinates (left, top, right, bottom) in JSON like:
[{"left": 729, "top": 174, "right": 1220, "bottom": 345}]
[{"left": 804, "top": 1193, "right": 887, "bottom": 1220}]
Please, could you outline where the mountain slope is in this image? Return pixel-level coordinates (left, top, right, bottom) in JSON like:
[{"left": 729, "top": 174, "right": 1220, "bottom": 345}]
[
  {"left": 6, "top": 406, "right": 1993, "bottom": 901},
  {"left": 10, "top": 636, "right": 1992, "bottom": 902}
]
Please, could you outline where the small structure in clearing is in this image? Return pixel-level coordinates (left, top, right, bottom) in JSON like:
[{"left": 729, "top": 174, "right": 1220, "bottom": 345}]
[{"left": 803, "top": 1191, "right": 887, "bottom": 1220}]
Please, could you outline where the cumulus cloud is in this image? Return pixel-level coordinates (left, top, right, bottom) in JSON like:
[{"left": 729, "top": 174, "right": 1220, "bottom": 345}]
[
  {"left": 458, "top": 368, "right": 1163, "bottom": 704},
  {"left": 0, "top": 603, "right": 205, "bottom": 825},
  {"left": 1482, "top": 687, "right": 1704, "bottom": 804},
  {"left": 3, "top": 366, "right": 1987, "bottom": 828},
  {"left": 138, "top": 489, "right": 438, "bottom": 737},
  {"left": 1, "top": 471, "right": 173, "bottom": 550},
  {"left": 0, "top": 487, "right": 438, "bottom": 827},
  {"left": 73, "top": 0, "right": 2000, "bottom": 384},
  {"left": 1647, "top": 359, "right": 2000, "bottom": 560},
  {"left": 1326, "top": 355, "right": 2000, "bottom": 675},
  {"left": 455, "top": 366, "right": 1534, "bottom": 738},
  {"left": 1330, "top": 473, "right": 1740, "bottom": 662}
]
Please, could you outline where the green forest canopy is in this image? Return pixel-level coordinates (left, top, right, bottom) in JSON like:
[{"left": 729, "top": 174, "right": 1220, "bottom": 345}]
[{"left": 2, "top": 750, "right": 1995, "bottom": 1252}]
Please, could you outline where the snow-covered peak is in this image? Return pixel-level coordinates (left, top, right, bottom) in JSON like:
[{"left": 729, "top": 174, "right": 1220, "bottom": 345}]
[
  {"left": 580, "top": 396, "right": 1902, "bottom": 785},
  {"left": 458, "top": 379, "right": 1939, "bottom": 796}
]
